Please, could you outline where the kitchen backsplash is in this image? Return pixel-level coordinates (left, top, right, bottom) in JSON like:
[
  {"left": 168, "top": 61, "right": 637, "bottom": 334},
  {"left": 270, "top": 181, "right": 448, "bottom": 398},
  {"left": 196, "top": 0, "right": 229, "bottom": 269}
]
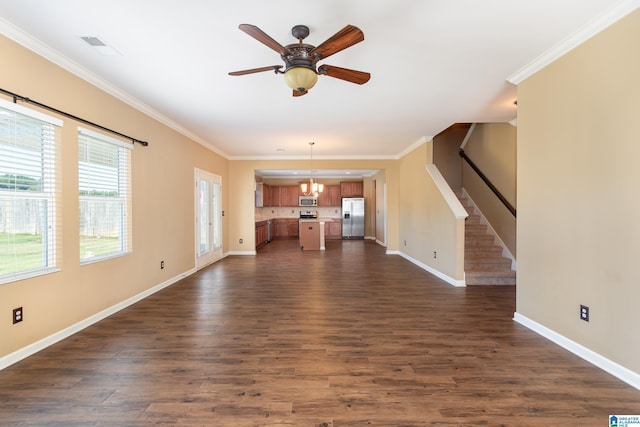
[{"left": 255, "top": 207, "right": 342, "bottom": 219}]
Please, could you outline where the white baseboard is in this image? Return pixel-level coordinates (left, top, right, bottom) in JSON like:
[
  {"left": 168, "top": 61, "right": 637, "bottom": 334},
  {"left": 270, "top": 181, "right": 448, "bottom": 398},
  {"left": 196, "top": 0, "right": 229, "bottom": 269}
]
[
  {"left": 398, "top": 251, "right": 466, "bottom": 287},
  {"left": 513, "top": 312, "right": 640, "bottom": 390},
  {"left": 225, "top": 250, "right": 256, "bottom": 256},
  {"left": 0, "top": 267, "right": 197, "bottom": 371}
]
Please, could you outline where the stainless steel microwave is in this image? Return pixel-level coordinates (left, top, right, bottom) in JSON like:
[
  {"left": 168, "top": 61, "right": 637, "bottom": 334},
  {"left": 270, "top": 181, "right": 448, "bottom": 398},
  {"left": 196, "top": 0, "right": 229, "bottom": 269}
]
[{"left": 299, "top": 196, "right": 318, "bottom": 207}]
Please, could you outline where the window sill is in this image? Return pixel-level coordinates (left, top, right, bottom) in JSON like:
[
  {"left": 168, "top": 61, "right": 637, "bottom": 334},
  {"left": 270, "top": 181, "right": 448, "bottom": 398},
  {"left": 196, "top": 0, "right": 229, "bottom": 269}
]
[{"left": 80, "top": 251, "right": 131, "bottom": 266}]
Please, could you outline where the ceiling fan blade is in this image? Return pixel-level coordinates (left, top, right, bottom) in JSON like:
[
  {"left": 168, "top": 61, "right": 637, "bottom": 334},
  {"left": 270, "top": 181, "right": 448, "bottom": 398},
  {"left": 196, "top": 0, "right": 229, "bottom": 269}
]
[
  {"left": 228, "top": 65, "right": 283, "bottom": 76},
  {"left": 317, "top": 64, "right": 370, "bottom": 85},
  {"left": 310, "top": 25, "right": 364, "bottom": 60},
  {"left": 238, "top": 24, "right": 291, "bottom": 55}
]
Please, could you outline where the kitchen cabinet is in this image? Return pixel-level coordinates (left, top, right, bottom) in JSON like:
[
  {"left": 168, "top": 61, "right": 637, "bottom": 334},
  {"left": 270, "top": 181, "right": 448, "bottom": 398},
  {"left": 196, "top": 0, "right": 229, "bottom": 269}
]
[
  {"left": 261, "top": 185, "right": 300, "bottom": 207},
  {"left": 328, "top": 185, "right": 341, "bottom": 206},
  {"left": 324, "top": 220, "right": 342, "bottom": 239},
  {"left": 262, "top": 184, "right": 277, "bottom": 207},
  {"left": 255, "top": 220, "right": 268, "bottom": 249},
  {"left": 316, "top": 186, "right": 329, "bottom": 206},
  {"left": 262, "top": 185, "right": 279, "bottom": 207},
  {"left": 287, "top": 219, "right": 299, "bottom": 237},
  {"left": 340, "top": 181, "right": 363, "bottom": 197},
  {"left": 272, "top": 218, "right": 299, "bottom": 238},
  {"left": 263, "top": 184, "right": 273, "bottom": 206},
  {"left": 280, "top": 185, "right": 299, "bottom": 206},
  {"left": 317, "top": 184, "right": 341, "bottom": 207},
  {"left": 274, "top": 219, "right": 288, "bottom": 237}
]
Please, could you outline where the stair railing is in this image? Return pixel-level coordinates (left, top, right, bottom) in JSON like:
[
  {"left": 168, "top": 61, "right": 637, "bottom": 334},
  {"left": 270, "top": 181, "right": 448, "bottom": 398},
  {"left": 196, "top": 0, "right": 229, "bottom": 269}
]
[{"left": 459, "top": 149, "right": 516, "bottom": 217}]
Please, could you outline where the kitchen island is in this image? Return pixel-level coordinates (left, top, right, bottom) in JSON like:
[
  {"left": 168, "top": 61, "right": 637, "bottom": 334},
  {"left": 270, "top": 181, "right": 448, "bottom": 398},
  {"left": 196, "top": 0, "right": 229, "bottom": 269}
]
[{"left": 299, "top": 219, "right": 325, "bottom": 251}]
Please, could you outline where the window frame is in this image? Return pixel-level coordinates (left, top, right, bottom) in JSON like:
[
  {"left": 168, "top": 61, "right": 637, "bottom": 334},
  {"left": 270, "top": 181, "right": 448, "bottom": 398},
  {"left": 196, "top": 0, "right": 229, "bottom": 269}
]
[
  {"left": 0, "top": 98, "right": 62, "bottom": 285},
  {"left": 78, "top": 127, "right": 132, "bottom": 265}
]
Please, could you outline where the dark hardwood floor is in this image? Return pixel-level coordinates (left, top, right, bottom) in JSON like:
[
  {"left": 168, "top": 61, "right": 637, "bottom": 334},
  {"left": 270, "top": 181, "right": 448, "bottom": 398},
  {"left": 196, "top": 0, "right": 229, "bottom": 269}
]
[{"left": 1, "top": 239, "right": 638, "bottom": 426}]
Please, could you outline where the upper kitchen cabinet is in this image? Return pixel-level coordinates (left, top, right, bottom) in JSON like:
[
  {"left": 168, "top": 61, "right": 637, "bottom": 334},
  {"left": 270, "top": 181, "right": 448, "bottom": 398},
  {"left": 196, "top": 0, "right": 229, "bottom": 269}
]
[
  {"left": 340, "top": 181, "right": 364, "bottom": 197},
  {"left": 318, "top": 185, "right": 341, "bottom": 207},
  {"left": 264, "top": 184, "right": 276, "bottom": 207},
  {"left": 280, "top": 185, "right": 299, "bottom": 207}
]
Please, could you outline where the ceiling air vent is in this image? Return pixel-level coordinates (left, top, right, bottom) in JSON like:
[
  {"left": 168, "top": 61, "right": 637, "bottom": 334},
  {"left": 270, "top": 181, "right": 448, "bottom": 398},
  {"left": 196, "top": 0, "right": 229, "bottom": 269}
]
[{"left": 80, "top": 36, "right": 120, "bottom": 55}]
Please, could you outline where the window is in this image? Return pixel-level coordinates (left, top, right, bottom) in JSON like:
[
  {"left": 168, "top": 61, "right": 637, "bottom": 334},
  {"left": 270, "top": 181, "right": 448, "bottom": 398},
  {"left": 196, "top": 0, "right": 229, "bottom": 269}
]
[
  {"left": 0, "top": 98, "right": 62, "bottom": 285},
  {"left": 78, "top": 128, "right": 132, "bottom": 263}
]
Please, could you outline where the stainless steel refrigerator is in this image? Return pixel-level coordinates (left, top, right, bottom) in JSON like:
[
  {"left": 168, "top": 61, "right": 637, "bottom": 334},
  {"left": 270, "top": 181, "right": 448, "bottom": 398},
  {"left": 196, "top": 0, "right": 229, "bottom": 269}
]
[{"left": 342, "top": 197, "right": 365, "bottom": 239}]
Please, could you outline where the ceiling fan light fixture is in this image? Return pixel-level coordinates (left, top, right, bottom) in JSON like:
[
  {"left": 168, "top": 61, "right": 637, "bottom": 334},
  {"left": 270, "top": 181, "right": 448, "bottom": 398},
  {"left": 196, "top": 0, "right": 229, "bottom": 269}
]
[{"left": 283, "top": 66, "right": 318, "bottom": 92}]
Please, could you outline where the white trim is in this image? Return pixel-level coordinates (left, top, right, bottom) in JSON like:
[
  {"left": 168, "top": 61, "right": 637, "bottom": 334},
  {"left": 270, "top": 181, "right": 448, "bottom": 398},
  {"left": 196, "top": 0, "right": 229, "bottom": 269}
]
[
  {"left": 398, "top": 251, "right": 466, "bottom": 287},
  {"left": 513, "top": 312, "right": 640, "bottom": 390},
  {"left": 426, "top": 164, "right": 468, "bottom": 220},
  {"left": 0, "top": 97, "right": 63, "bottom": 127},
  {"left": 0, "top": 267, "right": 196, "bottom": 371},
  {"left": 196, "top": 253, "right": 229, "bottom": 271},
  {"left": 507, "top": 1, "right": 640, "bottom": 84},
  {"left": 396, "top": 136, "right": 432, "bottom": 160},
  {"left": 194, "top": 168, "right": 224, "bottom": 270},
  {"left": 459, "top": 123, "right": 476, "bottom": 151},
  {"left": 79, "top": 251, "right": 131, "bottom": 266},
  {"left": 226, "top": 250, "right": 257, "bottom": 256}
]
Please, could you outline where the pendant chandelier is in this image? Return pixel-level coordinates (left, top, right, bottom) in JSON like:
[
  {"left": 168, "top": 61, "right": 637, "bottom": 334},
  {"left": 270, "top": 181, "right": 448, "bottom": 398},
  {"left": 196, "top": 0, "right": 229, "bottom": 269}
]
[{"left": 300, "top": 142, "right": 323, "bottom": 196}]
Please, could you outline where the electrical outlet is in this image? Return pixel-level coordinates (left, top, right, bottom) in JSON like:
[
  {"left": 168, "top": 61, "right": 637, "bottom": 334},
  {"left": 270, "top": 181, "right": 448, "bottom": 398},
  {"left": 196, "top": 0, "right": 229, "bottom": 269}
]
[
  {"left": 13, "top": 307, "right": 23, "bottom": 324},
  {"left": 433, "top": 251, "right": 437, "bottom": 258},
  {"left": 580, "top": 304, "right": 589, "bottom": 322},
  {"left": 160, "top": 260, "right": 165, "bottom": 269},
  {"left": 239, "top": 238, "right": 243, "bottom": 244}
]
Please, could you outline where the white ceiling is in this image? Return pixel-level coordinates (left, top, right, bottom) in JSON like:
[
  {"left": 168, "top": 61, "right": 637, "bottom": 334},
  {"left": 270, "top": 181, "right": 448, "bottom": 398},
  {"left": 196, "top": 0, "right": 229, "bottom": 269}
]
[{"left": 0, "top": 1, "right": 634, "bottom": 163}]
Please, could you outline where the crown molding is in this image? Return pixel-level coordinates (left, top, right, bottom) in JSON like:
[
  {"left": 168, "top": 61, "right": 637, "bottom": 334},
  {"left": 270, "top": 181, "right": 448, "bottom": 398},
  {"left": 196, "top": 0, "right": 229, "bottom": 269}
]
[
  {"left": 0, "top": 17, "right": 230, "bottom": 159},
  {"left": 396, "top": 135, "right": 433, "bottom": 159},
  {"left": 229, "top": 154, "right": 399, "bottom": 161},
  {"left": 508, "top": 0, "right": 640, "bottom": 84}
]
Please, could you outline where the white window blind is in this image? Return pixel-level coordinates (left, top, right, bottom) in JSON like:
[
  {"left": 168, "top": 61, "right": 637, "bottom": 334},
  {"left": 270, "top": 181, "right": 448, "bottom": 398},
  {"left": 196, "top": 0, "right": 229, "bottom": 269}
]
[
  {"left": 78, "top": 128, "right": 132, "bottom": 263},
  {"left": 0, "top": 98, "right": 63, "bottom": 285}
]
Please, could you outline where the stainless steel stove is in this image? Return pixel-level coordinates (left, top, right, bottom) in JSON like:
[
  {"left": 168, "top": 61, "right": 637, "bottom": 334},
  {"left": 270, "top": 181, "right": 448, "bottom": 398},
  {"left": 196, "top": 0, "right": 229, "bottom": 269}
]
[{"left": 299, "top": 210, "right": 318, "bottom": 219}]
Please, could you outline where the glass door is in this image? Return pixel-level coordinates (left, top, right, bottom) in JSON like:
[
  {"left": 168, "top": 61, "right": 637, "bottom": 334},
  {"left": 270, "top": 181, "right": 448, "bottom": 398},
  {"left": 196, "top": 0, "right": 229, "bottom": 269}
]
[{"left": 195, "top": 169, "right": 222, "bottom": 269}]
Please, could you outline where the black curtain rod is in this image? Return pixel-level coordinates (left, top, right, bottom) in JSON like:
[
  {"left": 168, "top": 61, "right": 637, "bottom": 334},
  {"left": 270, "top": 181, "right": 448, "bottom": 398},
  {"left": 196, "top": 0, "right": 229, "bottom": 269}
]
[{"left": 0, "top": 87, "right": 148, "bottom": 147}]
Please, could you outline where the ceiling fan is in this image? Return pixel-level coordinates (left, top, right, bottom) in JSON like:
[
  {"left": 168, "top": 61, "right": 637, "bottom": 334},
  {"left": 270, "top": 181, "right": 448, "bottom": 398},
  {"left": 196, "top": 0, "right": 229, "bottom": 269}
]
[{"left": 228, "top": 24, "right": 370, "bottom": 97}]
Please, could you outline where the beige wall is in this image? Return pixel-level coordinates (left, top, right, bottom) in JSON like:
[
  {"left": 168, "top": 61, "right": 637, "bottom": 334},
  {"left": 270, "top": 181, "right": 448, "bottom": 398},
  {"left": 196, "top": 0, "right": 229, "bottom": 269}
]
[
  {"left": 517, "top": 10, "right": 640, "bottom": 373},
  {"left": 398, "top": 143, "right": 465, "bottom": 282},
  {"left": 462, "top": 123, "right": 517, "bottom": 256},
  {"left": 0, "top": 35, "right": 228, "bottom": 358},
  {"left": 433, "top": 124, "right": 469, "bottom": 190}
]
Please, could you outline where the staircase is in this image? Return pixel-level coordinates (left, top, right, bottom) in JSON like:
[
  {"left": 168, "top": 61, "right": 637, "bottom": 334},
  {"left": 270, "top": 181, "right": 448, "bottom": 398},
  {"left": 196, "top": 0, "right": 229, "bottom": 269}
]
[{"left": 457, "top": 192, "right": 516, "bottom": 285}]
